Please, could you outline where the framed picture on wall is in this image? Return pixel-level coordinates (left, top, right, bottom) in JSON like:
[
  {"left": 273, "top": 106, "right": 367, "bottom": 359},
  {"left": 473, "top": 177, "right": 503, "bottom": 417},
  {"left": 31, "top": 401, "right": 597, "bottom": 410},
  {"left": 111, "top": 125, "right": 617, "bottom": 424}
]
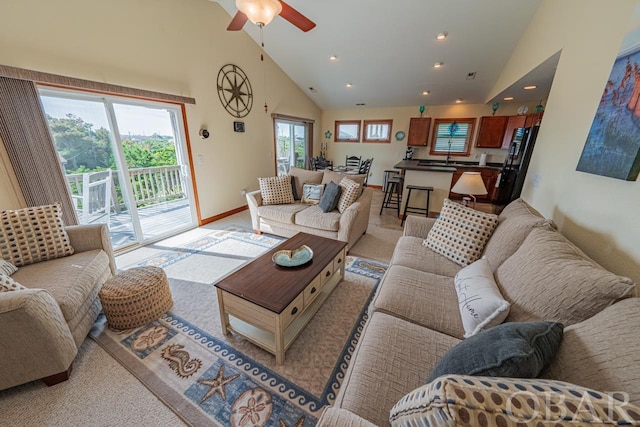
[{"left": 334, "top": 120, "right": 361, "bottom": 142}]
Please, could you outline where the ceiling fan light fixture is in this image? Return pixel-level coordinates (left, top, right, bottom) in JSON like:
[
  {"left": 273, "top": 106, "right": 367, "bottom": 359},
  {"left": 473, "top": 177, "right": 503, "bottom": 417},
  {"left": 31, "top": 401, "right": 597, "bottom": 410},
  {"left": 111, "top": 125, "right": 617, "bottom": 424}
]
[{"left": 235, "top": 0, "right": 282, "bottom": 26}]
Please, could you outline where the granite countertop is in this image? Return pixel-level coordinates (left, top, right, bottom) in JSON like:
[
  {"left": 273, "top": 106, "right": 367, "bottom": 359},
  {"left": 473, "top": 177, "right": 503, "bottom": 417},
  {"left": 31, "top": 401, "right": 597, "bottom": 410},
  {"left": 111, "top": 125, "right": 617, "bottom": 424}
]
[{"left": 394, "top": 159, "right": 503, "bottom": 172}]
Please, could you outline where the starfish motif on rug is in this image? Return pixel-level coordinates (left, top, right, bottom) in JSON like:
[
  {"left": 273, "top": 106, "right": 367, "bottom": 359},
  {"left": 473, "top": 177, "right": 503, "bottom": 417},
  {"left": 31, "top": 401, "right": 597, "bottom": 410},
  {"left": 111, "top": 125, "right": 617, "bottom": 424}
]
[{"left": 197, "top": 364, "right": 240, "bottom": 403}]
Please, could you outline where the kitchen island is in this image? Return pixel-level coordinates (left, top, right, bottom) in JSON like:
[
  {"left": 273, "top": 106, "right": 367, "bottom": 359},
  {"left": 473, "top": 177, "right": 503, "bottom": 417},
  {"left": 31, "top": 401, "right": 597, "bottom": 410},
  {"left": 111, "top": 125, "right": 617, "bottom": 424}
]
[{"left": 393, "top": 160, "right": 456, "bottom": 216}]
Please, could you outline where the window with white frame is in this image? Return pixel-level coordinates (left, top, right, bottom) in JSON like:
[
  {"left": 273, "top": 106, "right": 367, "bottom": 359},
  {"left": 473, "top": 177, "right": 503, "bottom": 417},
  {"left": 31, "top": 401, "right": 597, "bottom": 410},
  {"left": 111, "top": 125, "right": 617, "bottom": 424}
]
[{"left": 429, "top": 118, "right": 476, "bottom": 156}]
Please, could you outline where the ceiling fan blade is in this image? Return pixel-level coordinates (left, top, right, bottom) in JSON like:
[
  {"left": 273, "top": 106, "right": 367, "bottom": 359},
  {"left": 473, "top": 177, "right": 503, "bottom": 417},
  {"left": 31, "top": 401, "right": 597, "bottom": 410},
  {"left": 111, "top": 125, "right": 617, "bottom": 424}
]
[
  {"left": 227, "top": 11, "right": 248, "bottom": 31},
  {"left": 279, "top": 1, "right": 316, "bottom": 32}
]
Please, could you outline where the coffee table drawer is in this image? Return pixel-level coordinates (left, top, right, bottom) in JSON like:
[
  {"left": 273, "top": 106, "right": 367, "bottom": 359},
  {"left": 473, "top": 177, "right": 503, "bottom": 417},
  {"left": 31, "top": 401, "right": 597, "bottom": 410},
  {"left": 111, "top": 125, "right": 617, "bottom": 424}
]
[
  {"left": 303, "top": 275, "right": 322, "bottom": 307},
  {"left": 333, "top": 249, "right": 346, "bottom": 271},
  {"left": 281, "top": 293, "right": 304, "bottom": 328},
  {"left": 320, "top": 263, "right": 334, "bottom": 286}
]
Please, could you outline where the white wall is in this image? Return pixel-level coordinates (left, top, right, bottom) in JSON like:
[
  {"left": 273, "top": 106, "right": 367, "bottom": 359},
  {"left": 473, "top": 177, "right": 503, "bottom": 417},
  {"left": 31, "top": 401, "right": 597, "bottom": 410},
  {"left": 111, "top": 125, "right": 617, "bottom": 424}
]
[
  {"left": 322, "top": 101, "right": 542, "bottom": 186},
  {"left": 0, "top": 0, "right": 321, "bottom": 221},
  {"left": 491, "top": 0, "right": 640, "bottom": 282}
]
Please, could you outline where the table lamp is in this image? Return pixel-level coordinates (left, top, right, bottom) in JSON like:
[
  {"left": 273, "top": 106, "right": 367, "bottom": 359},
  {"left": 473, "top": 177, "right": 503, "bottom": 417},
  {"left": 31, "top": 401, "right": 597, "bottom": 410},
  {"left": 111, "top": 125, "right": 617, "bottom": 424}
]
[{"left": 451, "top": 172, "right": 487, "bottom": 208}]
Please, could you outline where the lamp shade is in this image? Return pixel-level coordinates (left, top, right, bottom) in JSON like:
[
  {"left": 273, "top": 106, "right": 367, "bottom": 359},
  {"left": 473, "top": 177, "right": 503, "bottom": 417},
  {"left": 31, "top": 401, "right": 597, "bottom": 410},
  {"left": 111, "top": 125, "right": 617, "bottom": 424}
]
[
  {"left": 451, "top": 172, "right": 488, "bottom": 196},
  {"left": 235, "top": 0, "right": 282, "bottom": 26}
]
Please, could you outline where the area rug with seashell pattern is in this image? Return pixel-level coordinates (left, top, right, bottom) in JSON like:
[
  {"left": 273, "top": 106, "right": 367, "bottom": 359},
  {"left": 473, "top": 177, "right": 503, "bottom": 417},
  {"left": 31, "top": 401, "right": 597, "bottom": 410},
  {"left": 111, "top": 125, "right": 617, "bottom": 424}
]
[{"left": 89, "top": 227, "right": 386, "bottom": 427}]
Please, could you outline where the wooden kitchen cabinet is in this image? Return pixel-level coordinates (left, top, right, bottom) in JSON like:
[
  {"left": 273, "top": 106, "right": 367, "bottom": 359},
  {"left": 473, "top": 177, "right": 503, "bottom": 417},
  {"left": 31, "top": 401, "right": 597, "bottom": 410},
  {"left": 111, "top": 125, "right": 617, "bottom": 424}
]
[
  {"left": 449, "top": 167, "right": 500, "bottom": 202},
  {"left": 501, "top": 115, "right": 527, "bottom": 148},
  {"left": 525, "top": 112, "right": 543, "bottom": 127},
  {"left": 476, "top": 116, "right": 509, "bottom": 148},
  {"left": 407, "top": 117, "right": 431, "bottom": 146}
]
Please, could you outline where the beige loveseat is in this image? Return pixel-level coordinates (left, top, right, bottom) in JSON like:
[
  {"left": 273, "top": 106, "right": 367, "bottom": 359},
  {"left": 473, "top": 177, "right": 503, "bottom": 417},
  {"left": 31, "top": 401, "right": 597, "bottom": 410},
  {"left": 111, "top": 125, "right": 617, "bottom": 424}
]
[
  {"left": 0, "top": 222, "right": 116, "bottom": 390},
  {"left": 246, "top": 168, "right": 372, "bottom": 250},
  {"left": 318, "top": 199, "right": 639, "bottom": 426}
]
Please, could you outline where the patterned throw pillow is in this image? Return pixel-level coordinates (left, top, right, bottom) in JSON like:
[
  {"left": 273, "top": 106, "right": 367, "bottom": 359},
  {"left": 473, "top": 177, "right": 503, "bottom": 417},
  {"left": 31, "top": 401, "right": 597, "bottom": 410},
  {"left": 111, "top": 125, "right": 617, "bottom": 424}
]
[
  {"left": 258, "top": 175, "right": 295, "bottom": 206},
  {"left": 454, "top": 257, "right": 510, "bottom": 337},
  {"left": 0, "top": 259, "right": 18, "bottom": 276},
  {"left": 0, "top": 274, "right": 27, "bottom": 292},
  {"left": 423, "top": 199, "right": 498, "bottom": 266},
  {"left": 337, "top": 177, "right": 361, "bottom": 213},
  {"left": 0, "top": 203, "right": 75, "bottom": 267},
  {"left": 390, "top": 375, "right": 640, "bottom": 427},
  {"left": 301, "top": 183, "right": 325, "bottom": 204}
]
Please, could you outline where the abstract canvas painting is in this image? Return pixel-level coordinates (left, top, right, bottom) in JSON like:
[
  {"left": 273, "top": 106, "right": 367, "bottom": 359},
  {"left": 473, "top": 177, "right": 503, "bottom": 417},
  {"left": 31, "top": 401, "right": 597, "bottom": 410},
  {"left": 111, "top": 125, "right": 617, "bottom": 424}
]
[{"left": 576, "top": 5, "right": 640, "bottom": 181}]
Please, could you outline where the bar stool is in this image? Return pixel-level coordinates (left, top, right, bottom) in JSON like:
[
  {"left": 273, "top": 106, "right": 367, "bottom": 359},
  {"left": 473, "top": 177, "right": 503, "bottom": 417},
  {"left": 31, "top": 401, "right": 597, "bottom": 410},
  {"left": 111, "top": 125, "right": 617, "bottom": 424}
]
[
  {"left": 382, "top": 170, "right": 401, "bottom": 192},
  {"left": 401, "top": 185, "right": 434, "bottom": 226},
  {"left": 380, "top": 176, "right": 404, "bottom": 217}
]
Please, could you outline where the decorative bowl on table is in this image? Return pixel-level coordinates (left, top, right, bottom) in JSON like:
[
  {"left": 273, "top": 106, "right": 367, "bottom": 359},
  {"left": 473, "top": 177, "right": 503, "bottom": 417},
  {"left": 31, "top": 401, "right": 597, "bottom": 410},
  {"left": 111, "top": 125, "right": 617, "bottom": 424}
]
[{"left": 272, "top": 245, "right": 314, "bottom": 267}]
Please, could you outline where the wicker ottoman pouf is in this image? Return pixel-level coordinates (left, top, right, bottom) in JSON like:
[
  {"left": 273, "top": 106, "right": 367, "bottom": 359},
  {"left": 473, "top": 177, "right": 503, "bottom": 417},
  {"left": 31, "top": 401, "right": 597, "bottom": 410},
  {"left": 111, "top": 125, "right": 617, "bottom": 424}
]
[{"left": 99, "top": 266, "right": 173, "bottom": 330}]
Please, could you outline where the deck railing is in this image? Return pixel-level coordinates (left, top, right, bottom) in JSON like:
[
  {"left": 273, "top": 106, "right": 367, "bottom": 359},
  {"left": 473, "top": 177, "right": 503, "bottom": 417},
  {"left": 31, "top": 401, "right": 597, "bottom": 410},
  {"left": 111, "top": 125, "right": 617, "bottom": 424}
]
[{"left": 66, "top": 165, "right": 186, "bottom": 213}]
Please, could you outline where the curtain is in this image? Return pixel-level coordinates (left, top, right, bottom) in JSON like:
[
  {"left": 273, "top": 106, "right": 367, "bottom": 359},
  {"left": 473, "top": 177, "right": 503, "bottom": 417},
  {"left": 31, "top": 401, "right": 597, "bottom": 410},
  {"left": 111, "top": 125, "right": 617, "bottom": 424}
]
[{"left": 0, "top": 76, "right": 78, "bottom": 225}]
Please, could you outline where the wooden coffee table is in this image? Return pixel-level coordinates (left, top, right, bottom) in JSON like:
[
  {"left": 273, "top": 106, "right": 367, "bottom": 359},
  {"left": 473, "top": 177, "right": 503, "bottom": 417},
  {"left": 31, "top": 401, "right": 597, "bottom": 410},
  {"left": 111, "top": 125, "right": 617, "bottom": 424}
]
[{"left": 215, "top": 232, "right": 347, "bottom": 364}]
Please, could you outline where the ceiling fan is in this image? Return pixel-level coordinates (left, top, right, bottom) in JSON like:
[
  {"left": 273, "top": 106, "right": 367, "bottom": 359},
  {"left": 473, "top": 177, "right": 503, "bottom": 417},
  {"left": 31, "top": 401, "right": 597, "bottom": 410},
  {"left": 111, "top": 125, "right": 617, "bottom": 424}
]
[{"left": 227, "top": 0, "right": 316, "bottom": 32}]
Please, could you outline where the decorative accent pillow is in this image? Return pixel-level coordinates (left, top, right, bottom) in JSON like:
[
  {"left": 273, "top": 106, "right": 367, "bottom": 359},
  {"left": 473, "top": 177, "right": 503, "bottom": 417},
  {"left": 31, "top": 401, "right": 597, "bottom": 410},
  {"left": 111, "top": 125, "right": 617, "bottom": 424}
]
[
  {"left": 423, "top": 199, "right": 498, "bottom": 266},
  {"left": 319, "top": 181, "right": 342, "bottom": 213},
  {"left": 391, "top": 375, "right": 640, "bottom": 427},
  {"left": 0, "top": 259, "right": 18, "bottom": 276},
  {"left": 0, "top": 203, "right": 75, "bottom": 267},
  {"left": 426, "top": 321, "right": 563, "bottom": 383},
  {"left": 301, "top": 183, "right": 325, "bottom": 204},
  {"left": 337, "top": 177, "right": 361, "bottom": 213},
  {"left": 289, "top": 176, "right": 299, "bottom": 201},
  {"left": 258, "top": 175, "right": 295, "bottom": 205},
  {"left": 454, "top": 257, "right": 510, "bottom": 337},
  {"left": 0, "top": 274, "right": 27, "bottom": 292}
]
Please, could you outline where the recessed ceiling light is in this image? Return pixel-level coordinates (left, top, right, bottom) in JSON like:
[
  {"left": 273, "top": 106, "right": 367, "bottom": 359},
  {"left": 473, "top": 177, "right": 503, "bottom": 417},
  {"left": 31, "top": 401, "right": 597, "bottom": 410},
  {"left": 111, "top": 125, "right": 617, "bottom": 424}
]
[
  {"left": 503, "top": 96, "right": 514, "bottom": 101},
  {"left": 346, "top": 83, "right": 353, "bottom": 88},
  {"left": 455, "top": 98, "right": 463, "bottom": 103},
  {"left": 436, "top": 32, "right": 448, "bottom": 40},
  {"left": 433, "top": 62, "right": 443, "bottom": 68},
  {"left": 422, "top": 91, "right": 430, "bottom": 96},
  {"left": 524, "top": 85, "right": 537, "bottom": 90},
  {"left": 329, "top": 55, "right": 338, "bottom": 61}
]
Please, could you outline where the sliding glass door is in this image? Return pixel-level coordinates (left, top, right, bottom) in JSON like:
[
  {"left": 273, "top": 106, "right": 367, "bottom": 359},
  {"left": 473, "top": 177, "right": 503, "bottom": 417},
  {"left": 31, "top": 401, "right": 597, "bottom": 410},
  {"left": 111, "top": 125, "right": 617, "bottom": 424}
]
[
  {"left": 274, "top": 117, "right": 312, "bottom": 175},
  {"left": 39, "top": 88, "right": 196, "bottom": 250}
]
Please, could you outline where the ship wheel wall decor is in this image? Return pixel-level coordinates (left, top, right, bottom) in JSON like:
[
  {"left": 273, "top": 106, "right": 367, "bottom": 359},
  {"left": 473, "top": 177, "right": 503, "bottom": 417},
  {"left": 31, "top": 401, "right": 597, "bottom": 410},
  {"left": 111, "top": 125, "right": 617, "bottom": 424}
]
[{"left": 217, "top": 64, "right": 253, "bottom": 118}]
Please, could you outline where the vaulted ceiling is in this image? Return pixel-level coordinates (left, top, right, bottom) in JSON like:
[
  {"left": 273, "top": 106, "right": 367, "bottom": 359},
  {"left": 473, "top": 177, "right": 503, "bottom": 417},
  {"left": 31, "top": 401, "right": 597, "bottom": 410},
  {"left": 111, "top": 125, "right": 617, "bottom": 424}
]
[{"left": 213, "top": 0, "right": 547, "bottom": 110}]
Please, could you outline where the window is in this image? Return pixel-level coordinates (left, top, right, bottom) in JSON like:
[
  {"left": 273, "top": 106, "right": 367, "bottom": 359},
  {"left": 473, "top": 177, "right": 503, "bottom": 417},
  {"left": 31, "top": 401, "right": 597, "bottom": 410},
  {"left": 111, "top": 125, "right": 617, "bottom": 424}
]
[
  {"left": 363, "top": 119, "right": 392, "bottom": 143},
  {"left": 429, "top": 118, "right": 476, "bottom": 156},
  {"left": 334, "top": 120, "right": 361, "bottom": 142}
]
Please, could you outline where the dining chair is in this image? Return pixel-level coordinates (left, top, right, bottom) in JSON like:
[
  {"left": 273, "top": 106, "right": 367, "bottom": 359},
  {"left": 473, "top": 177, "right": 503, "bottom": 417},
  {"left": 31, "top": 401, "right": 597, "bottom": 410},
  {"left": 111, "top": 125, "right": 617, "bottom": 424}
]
[
  {"left": 346, "top": 155, "right": 361, "bottom": 168},
  {"left": 359, "top": 158, "right": 373, "bottom": 186}
]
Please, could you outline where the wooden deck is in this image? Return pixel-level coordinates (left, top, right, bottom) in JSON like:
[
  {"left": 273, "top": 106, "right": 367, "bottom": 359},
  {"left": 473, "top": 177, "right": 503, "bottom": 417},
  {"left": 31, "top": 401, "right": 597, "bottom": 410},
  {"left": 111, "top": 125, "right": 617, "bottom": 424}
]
[{"left": 108, "top": 198, "right": 193, "bottom": 249}]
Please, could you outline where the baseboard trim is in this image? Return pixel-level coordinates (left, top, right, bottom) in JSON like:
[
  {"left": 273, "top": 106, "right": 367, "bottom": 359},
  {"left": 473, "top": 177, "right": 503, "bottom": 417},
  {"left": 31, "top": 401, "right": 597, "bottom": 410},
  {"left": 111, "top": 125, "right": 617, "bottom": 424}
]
[
  {"left": 367, "top": 184, "right": 382, "bottom": 190},
  {"left": 200, "top": 205, "right": 248, "bottom": 225}
]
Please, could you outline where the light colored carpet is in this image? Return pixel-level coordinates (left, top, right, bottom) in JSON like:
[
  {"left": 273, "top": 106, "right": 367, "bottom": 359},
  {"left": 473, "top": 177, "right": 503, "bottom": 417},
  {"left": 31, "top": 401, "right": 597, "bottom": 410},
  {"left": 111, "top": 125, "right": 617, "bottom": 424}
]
[{"left": 0, "top": 189, "right": 403, "bottom": 426}]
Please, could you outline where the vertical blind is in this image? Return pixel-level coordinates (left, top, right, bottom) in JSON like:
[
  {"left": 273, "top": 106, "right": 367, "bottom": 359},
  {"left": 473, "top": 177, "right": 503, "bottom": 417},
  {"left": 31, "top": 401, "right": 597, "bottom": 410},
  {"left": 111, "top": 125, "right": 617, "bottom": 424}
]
[{"left": 0, "top": 76, "right": 78, "bottom": 224}]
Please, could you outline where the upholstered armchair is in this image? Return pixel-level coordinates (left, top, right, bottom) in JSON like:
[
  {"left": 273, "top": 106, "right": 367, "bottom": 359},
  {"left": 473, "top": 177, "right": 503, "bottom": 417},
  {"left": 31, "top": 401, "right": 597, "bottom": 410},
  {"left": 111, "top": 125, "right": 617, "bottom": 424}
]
[{"left": 0, "top": 204, "right": 116, "bottom": 391}]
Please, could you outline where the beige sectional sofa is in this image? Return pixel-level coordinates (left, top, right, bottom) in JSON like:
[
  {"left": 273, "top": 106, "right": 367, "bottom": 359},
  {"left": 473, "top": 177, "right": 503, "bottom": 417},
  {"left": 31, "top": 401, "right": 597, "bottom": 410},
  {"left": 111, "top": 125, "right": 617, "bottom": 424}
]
[
  {"left": 318, "top": 199, "right": 639, "bottom": 426},
  {"left": 0, "top": 223, "right": 116, "bottom": 390},
  {"left": 246, "top": 168, "right": 372, "bottom": 250}
]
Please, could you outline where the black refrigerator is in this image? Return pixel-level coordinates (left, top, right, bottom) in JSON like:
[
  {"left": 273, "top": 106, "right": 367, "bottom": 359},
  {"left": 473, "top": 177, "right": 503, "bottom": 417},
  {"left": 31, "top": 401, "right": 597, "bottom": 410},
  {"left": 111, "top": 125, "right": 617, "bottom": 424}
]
[{"left": 495, "top": 126, "right": 539, "bottom": 205}]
